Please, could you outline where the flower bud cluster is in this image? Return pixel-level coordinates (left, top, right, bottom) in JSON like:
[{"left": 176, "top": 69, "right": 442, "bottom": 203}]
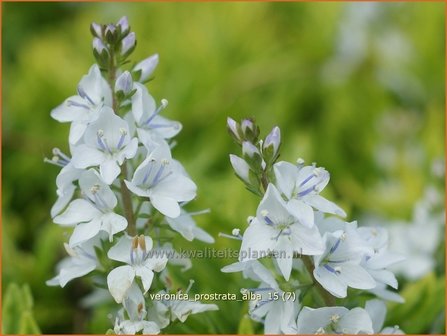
[
  {"left": 223, "top": 120, "right": 405, "bottom": 334},
  {"left": 227, "top": 117, "right": 281, "bottom": 196},
  {"left": 46, "top": 17, "right": 217, "bottom": 334}
]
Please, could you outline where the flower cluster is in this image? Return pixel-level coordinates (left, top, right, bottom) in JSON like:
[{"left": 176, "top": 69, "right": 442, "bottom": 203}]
[
  {"left": 223, "top": 118, "right": 405, "bottom": 334},
  {"left": 46, "top": 17, "right": 217, "bottom": 334}
]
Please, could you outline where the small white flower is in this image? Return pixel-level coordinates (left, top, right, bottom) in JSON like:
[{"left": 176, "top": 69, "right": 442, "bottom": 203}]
[
  {"left": 107, "top": 234, "right": 168, "bottom": 303},
  {"left": 296, "top": 306, "right": 374, "bottom": 334},
  {"left": 53, "top": 169, "right": 127, "bottom": 246},
  {"left": 313, "top": 230, "right": 376, "bottom": 298},
  {"left": 147, "top": 288, "right": 218, "bottom": 328},
  {"left": 239, "top": 184, "right": 324, "bottom": 280},
  {"left": 114, "top": 284, "right": 161, "bottom": 335},
  {"left": 124, "top": 141, "right": 196, "bottom": 218},
  {"left": 46, "top": 239, "right": 101, "bottom": 287},
  {"left": 71, "top": 106, "right": 138, "bottom": 184},
  {"left": 246, "top": 284, "right": 299, "bottom": 334},
  {"left": 165, "top": 209, "right": 214, "bottom": 243},
  {"left": 51, "top": 64, "right": 112, "bottom": 144},
  {"left": 130, "top": 83, "right": 181, "bottom": 145},
  {"left": 221, "top": 260, "right": 278, "bottom": 290},
  {"left": 274, "top": 161, "right": 346, "bottom": 228}
]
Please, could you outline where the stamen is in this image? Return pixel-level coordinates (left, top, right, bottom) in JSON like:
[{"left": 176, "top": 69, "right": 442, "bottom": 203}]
[
  {"left": 77, "top": 85, "right": 95, "bottom": 105},
  {"left": 116, "top": 128, "right": 127, "bottom": 149},
  {"left": 323, "top": 264, "right": 337, "bottom": 274},
  {"left": 143, "top": 99, "right": 169, "bottom": 126},
  {"left": 142, "top": 159, "right": 156, "bottom": 184},
  {"left": 218, "top": 232, "right": 242, "bottom": 241},
  {"left": 232, "top": 228, "right": 240, "bottom": 236},
  {"left": 299, "top": 173, "right": 316, "bottom": 187},
  {"left": 297, "top": 185, "right": 316, "bottom": 197},
  {"left": 67, "top": 99, "right": 90, "bottom": 110},
  {"left": 247, "top": 216, "right": 255, "bottom": 224},
  {"left": 96, "top": 129, "right": 112, "bottom": 154},
  {"left": 261, "top": 210, "right": 274, "bottom": 225},
  {"left": 151, "top": 159, "right": 172, "bottom": 186},
  {"left": 330, "top": 314, "right": 340, "bottom": 323},
  {"left": 329, "top": 237, "right": 342, "bottom": 254},
  {"left": 52, "top": 148, "right": 71, "bottom": 163}
]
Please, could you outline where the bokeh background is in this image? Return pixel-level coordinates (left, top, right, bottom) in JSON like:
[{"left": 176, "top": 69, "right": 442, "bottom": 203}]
[{"left": 2, "top": 2, "right": 445, "bottom": 334}]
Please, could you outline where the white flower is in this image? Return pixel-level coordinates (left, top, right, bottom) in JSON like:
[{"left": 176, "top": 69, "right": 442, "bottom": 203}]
[
  {"left": 147, "top": 288, "right": 218, "bottom": 328},
  {"left": 130, "top": 83, "right": 181, "bottom": 145},
  {"left": 274, "top": 161, "right": 346, "bottom": 228},
  {"left": 51, "top": 64, "right": 112, "bottom": 144},
  {"left": 365, "top": 299, "right": 404, "bottom": 334},
  {"left": 357, "top": 226, "right": 404, "bottom": 290},
  {"left": 296, "top": 306, "right": 374, "bottom": 334},
  {"left": 313, "top": 230, "right": 376, "bottom": 298},
  {"left": 107, "top": 235, "right": 168, "bottom": 303},
  {"left": 71, "top": 106, "right": 138, "bottom": 184},
  {"left": 53, "top": 169, "right": 127, "bottom": 246},
  {"left": 246, "top": 285, "right": 299, "bottom": 334},
  {"left": 46, "top": 239, "right": 99, "bottom": 287},
  {"left": 125, "top": 142, "right": 196, "bottom": 218},
  {"left": 48, "top": 149, "right": 83, "bottom": 217},
  {"left": 221, "top": 260, "right": 278, "bottom": 290},
  {"left": 165, "top": 210, "right": 214, "bottom": 243},
  {"left": 240, "top": 184, "right": 324, "bottom": 280},
  {"left": 114, "top": 284, "right": 160, "bottom": 335}
]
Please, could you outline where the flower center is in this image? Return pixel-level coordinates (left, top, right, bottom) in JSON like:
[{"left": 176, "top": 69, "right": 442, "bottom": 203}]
[
  {"left": 130, "top": 235, "right": 148, "bottom": 265},
  {"left": 141, "top": 158, "right": 172, "bottom": 188}
]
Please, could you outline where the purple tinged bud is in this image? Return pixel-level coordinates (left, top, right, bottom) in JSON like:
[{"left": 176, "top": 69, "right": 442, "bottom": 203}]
[
  {"left": 133, "top": 54, "right": 159, "bottom": 82},
  {"left": 115, "top": 71, "right": 133, "bottom": 95},
  {"left": 121, "top": 32, "right": 136, "bottom": 56},
  {"left": 264, "top": 126, "right": 281, "bottom": 154},
  {"left": 105, "top": 24, "right": 116, "bottom": 35},
  {"left": 241, "top": 119, "right": 255, "bottom": 134},
  {"left": 229, "top": 154, "right": 250, "bottom": 183},
  {"left": 90, "top": 22, "right": 102, "bottom": 38},
  {"left": 242, "top": 141, "right": 260, "bottom": 158},
  {"left": 93, "top": 37, "right": 107, "bottom": 53},
  {"left": 117, "top": 16, "right": 130, "bottom": 35}
]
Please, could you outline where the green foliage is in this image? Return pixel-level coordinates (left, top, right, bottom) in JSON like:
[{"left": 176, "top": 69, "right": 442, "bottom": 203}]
[
  {"left": 2, "top": 283, "right": 41, "bottom": 334},
  {"left": 3, "top": 2, "right": 444, "bottom": 333},
  {"left": 387, "top": 273, "right": 446, "bottom": 334}
]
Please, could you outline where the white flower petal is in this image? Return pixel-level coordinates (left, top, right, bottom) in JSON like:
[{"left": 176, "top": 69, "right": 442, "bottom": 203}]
[
  {"left": 273, "top": 161, "right": 299, "bottom": 199},
  {"left": 313, "top": 266, "right": 347, "bottom": 298},
  {"left": 365, "top": 299, "right": 386, "bottom": 333},
  {"left": 337, "top": 263, "right": 376, "bottom": 290},
  {"left": 100, "top": 212, "right": 128, "bottom": 241},
  {"left": 135, "top": 266, "right": 154, "bottom": 293},
  {"left": 305, "top": 194, "right": 347, "bottom": 217},
  {"left": 71, "top": 144, "right": 105, "bottom": 168},
  {"left": 274, "top": 236, "right": 294, "bottom": 281},
  {"left": 107, "top": 265, "right": 136, "bottom": 303},
  {"left": 69, "top": 218, "right": 102, "bottom": 247},
  {"left": 239, "top": 219, "right": 276, "bottom": 262},
  {"left": 100, "top": 159, "right": 121, "bottom": 185},
  {"left": 287, "top": 199, "right": 315, "bottom": 228},
  {"left": 150, "top": 195, "right": 181, "bottom": 218},
  {"left": 54, "top": 199, "right": 101, "bottom": 226},
  {"left": 69, "top": 122, "right": 88, "bottom": 144},
  {"left": 338, "top": 307, "right": 374, "bottom": 334}
]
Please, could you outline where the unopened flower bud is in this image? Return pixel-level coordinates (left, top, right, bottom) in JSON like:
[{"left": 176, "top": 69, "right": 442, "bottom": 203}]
[
  {"left": 133, "top": 54, "right": 159, "bottom": 82},
  {"left": 90, "top": 22, "right": 103, "bottom": 38},
  {"left": 105, "top": 24, "right": 117, "bottom": 44},
  {"left": 263, "top": 126, "right": 281, "bottom": 164},
  {"left": 115, "top": 71, "right": 133, "bottom": 96},
  {"left": 242, "top": 141, "right": 262, "bottom": 170},
  {"left": 116, "top": 16, "right": 130, "bottom": 36},
  {"left": 241, "top": 118, "right": 259, "bottom": 142},
  {"left": 229, "top": 154, "right": 250, "bottom": 184},
  {"left": 227, "top": 117, "right": 242, "bottom": 144},
  {"left": 92, "top": 38, "right": 109, "bottom": 66},
  {"left": 120, "top": 32, "right": 136, "bottom": 58}
]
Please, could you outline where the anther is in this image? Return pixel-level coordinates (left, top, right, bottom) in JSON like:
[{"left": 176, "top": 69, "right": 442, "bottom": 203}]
[{"left": 330, "top": 314, "right": 340, "bottom": 323}]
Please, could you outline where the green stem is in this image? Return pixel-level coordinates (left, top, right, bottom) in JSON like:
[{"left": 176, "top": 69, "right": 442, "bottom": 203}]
[{"left": 106, "top": 45, "right": 136, "bottom": 236}]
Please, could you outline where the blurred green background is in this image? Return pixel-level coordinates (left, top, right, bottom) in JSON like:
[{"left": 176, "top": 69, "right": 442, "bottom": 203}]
[{"left": 2, "top": 2, "right": 445, "bottom": 334}]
